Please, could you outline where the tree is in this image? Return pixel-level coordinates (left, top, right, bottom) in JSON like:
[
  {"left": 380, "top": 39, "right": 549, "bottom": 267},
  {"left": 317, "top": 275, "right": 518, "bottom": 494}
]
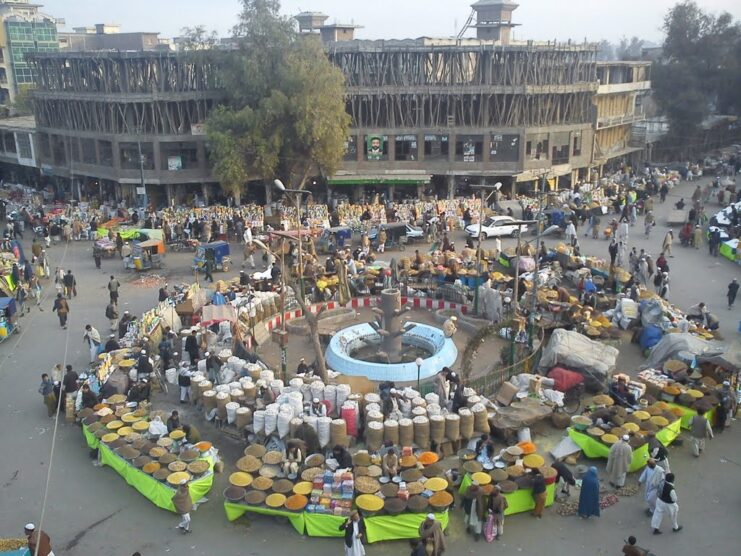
[
  {"left": 10, "top": 85, "right": 34, "bottom": 116},
  {"left": 652, "top": 1, "right": 741, "bottom": 155},
  {"left": 615, "top": 36, "right": 644, "bottom": 61},
  {"left": 178, "top": 25, "right": 219, "bottom": 51},
  {"left": 205, "top": 0, "right": 350, "bottom": 201}
]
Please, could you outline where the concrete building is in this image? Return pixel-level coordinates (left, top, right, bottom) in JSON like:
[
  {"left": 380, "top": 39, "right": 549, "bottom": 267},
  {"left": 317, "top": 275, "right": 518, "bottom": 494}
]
[
  {"left": 0, "top": 114, "right": 38, "bottom": 184},
  {"left": 28, "top": 51, "right": 223, "bottom": 204},
  {"left": 17, "top": 2, "right": 652, "bottom": 204},
  {"left": 57, "top": 23, "right": 163, "bottom": 52},
  {"left": 0, "top": 0, "right": 57, "bottom": 106}
]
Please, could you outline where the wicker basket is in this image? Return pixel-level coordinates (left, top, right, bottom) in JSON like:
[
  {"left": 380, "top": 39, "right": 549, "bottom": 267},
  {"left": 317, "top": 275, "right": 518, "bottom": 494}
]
[
  {"left": 459, "top": 408, "right": 475, "bottom": 439},
  {"left": 429, "top": 414, "right": 445, "bottom": 444},
  {"left": 444, "top": 413, "right": 460, "bottom": 441},
  {"left": 413, "top": 416, "right": 430, "bottom": 450},
  {"left": 383, "top": 419, "right": 400, "bottom": 445},
  {"left": 398, "top": 418, "right": 414, "bottom": 447},
  {"left": 202, "top": 390, "right": 217, "bottom": 412}
]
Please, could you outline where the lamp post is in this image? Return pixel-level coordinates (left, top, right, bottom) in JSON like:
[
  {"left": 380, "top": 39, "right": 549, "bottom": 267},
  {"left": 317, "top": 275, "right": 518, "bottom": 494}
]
[
  {"left": 471, "top": 182, "right": 502, "bottom": 315},
  {"left": 415, "top": 357, "right": 423, "bottom": 392},
  {"left": 273, "top": 179, "right": 311, "bottom": 302},
  {"left": 528, "top": 172, "right": 548, "bottom": 350}
]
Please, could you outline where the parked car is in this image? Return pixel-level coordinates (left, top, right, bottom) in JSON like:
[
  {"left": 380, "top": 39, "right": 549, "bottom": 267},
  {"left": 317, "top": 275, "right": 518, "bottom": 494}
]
[{"left": 465, "top": 216, "right": 527, "bottom": 238}]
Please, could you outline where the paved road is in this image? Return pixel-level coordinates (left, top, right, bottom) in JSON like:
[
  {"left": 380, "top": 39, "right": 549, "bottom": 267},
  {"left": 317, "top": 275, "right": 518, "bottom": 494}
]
[{"left": 0, "top": 176, "right": 739, "bottom": 556}]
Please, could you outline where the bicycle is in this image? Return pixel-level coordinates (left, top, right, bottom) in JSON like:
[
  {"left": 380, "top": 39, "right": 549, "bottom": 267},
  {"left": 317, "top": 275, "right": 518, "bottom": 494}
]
[{"left": 560, "top": 383, "right": 585, "bottom": 415}]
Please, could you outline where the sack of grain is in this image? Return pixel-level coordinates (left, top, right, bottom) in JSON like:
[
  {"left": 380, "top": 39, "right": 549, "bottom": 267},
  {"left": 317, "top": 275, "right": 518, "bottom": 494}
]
[
  {"left": 429, "top": 414, "right": 445, "bottom": 444},
  {"left": 215, "top": 383, "right": 230, "bottom": 394},
  {"left": 467, "top": 395, "right": 481, "bottom": 408},
  {"left": 399, "top": 418, "right": 414, "bottom": 447},
  {"left": 324, "top": 384, "right": 337, "bottom": 411},
  {"left": 424, "top": 392, "right": 440, "bottom": 406},
  {"left": 364, "top": 392, "right": 381, "bottom": 407},
  {"left": 365, "top": 402, "right": 381, "bottom": 415},
  {"left": 252, "top": 410, "right": 265, "bottom": 435},
  {"left": 412, "top": 406, "right": 427, "bottom": 417},
  {"left": 310, "top": 381, "right": 325, "bottom": 402},
  {"left": 259, "top": 369, "right": 275, "bottom": 383},
  {"left": 201, "top": 389, "right": 216, "bottom": 413},
  {"left": 236, "top": 406, "right": 252, "bottom": 429},
  {"left": 444, "top": 413, "right": 460, "bottom": 441},
  {"left": 242, "top": 381, "right": 257, "bottom": 403},
  {"left": 336, "top": 384, "right": 351, "bottom": 409},
  {"left": 289, "top": 416, "right": 304, "bottom": 438},
  {"left": 304, "top": 415, "right": 318, "bottom": 433},
  {"left": 289, "top": 377, "right": 304, "bottom": 390},
  {"left": 413, "top": 415, "right": 430, "bottom": 449},
  {"left": 264, "top": 406, "right": 278, "bottom": 436},
  {"left": 277, "top": 405, "right": 294, "bottom": 438},
  {"left": 317, "top": 416, "right": 332, "bottom": 448},
  {"left": 230, "top": 388, "right": 245, "bottom": 404},
  {"left": 341, "top": 401, "right": 359, "bottom": 437},
  {"left": 383, "top": 419, "right": 400, "bottom": 445},
  {"left": 269, "top": 379, "right": 284, "bottom": 397},
  {"left": 301, "top": 383, "right": 313, "bottom": 402},
  {"left": 459, "top": 407, "right": 474, "bottom": 439},
  {"left": 365, "top": 420, "right": 384, "bottom": 452},
  {"left": 366, "top": 409, "right": 384, "bottom": 426},
  {"left": 471, "top": 402, "right": 490, "bottom": 433},
  {"left": 411, "top": 397, "right": 427, "bottom": 409},
  {"left": 330, "top": 419, "right": 348, "bottom": 447},
  {"left": 426, "top": 403, "right": 442, "bottom": 417}
]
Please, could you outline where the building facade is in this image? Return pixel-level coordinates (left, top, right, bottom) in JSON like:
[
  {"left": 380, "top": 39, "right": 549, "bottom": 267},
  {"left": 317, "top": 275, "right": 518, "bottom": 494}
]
[
  {"left": 0, "top": 0, "right": 58, "bottom": 106},
  {"left": 29, "top": 51, "right": 223, "bottom": 204},
  {"left": 58, "top": 23, "right": 165, "bottom": 52}
]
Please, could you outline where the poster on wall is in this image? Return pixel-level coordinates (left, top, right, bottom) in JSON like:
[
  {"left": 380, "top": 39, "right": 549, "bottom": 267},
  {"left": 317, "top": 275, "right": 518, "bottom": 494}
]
[
  {"left": 366, "top": 135, "right": 385, "bottom": 160},
  {"left": 167, "top": 156, "right": 183, "bottom": 171},
  {"left": 463, "top": 140, "right": 475, "bottom": 162}
]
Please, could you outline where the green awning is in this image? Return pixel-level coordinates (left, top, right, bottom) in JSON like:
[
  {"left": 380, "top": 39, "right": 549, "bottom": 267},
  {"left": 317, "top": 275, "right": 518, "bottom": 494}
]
[{"left": 328, "top": 174, "right": 431, "bottom": 186}]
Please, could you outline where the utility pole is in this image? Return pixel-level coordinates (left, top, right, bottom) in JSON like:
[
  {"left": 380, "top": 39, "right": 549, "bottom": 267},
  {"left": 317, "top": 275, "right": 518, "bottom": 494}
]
[
  {"left": 137, "top": 139, "right": 146, "bottom": 210},
  {"left": 471, "top": 182, "right": 501, "bottom": 315},
  {"left": 528, "top": 171, "right": 548, "bottom": 350}
]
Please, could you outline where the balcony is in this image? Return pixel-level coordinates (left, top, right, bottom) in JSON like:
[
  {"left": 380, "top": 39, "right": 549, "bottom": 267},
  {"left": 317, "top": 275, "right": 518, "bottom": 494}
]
[
  {"left": 597, "top": 80, "right": 651, "bottom": 95},
  {"left": 596, "top": 111, "right": 646, "bottom": 130}
]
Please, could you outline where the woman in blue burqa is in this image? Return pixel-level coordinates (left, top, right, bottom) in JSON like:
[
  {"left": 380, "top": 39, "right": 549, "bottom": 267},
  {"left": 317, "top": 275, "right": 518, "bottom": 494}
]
[{"left": 578, "top": 466, "right": 601, "bottom": 518}]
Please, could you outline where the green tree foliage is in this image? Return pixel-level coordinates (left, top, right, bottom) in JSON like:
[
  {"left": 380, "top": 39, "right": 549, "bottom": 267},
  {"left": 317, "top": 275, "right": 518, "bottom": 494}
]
[
  {"left": 205, "top": 0, "right": 350, "bottom": 201},
  {"left": 653, "top": 1, "right": 741, "bottom": 150}
]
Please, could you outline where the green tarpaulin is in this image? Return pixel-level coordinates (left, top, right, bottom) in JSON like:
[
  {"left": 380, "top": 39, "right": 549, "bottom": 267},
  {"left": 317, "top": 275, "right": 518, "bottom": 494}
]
[
  {"left": 82, "top": 424, "right": 100, "bottom": 450},
  {"left": 568, "top": 419, "right": 681, "bottom": 472},
  {"left": 223, "top": 503, "right": 449, "bottom": 543},
  {"left": 97, "top": 442, "right": 214, "bottom": 512},
  {"left": 458, "top": 474, "right": 555, "bottom": 516},
  {"left": 364, "top": 511, "right": 449, "bottom": 544},
  {"left": 666, "top": 402, "right": 716, "bottom": 430},
  {"left": 223, "top": 502, "right": 305, "bottom": 534}
]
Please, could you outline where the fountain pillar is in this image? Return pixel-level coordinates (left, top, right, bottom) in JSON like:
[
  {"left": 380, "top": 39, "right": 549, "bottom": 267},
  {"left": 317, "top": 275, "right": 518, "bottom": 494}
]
[{"left": 374, "top": 288, "right": 409, "bottom": 363}]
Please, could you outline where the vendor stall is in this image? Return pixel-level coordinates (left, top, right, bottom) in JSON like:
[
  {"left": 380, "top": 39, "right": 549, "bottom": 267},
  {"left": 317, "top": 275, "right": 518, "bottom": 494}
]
[{"left": 458, "top": 474, "right": 556, "bottom": 516}]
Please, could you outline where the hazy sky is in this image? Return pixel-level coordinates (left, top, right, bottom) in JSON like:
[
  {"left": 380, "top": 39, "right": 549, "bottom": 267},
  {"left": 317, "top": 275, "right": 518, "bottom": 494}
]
[{"left": 42, "top": 0, "right": 741, "bottom": 44}]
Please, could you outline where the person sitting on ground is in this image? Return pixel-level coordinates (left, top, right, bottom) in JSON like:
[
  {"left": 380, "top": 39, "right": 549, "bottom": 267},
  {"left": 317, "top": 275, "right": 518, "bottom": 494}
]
[
  {"left": 622, "top": 535, "right": 649, "bottom": 556},
  {"left": 296, "top": 357, "right": 310, "bottom": 376},
  {"left": 382, "top": 448, "right": 399, "bottom": 478},
  {"left": 283, "top": 439, "right": 305, "bottom": 477},
  {"left": 167, "top": 410, "right": 181, "bottom": 433},
  {"left": 80, "top": 383, "right": 98, "bottom": 410},
  {"left": 308, "top": 397, "right": 327, "bottom": 417},
  {"left": 610, "top": 376, "right": 636, "bottom": 407},
  {"left": 331, "top": 444, "right": 353, "bottom": 470}
]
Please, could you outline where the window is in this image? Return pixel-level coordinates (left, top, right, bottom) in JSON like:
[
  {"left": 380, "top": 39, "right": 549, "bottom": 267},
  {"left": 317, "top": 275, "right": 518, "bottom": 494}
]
[
  {"left": 98, "top": 140, "right": 113, "bottom": 166},
  {"left": 551, "top": 132, "right": 570, "bottom": 164},
  {"left": 2, "top": 132, "right": 16, "bottom": 153},
  {"left": 119, "top": 142, "right": 154, "bottom": 170},
  {"left": 51, "top": 135, "right": 66, "bottom": 165},
  {"left": 489, "top": 134, "right": 520, "bottom": 162},
  {"left": 526, "top": 134, "right": 549, "bottom": 161},
  {"left": 394, "top": 135, "right": 418, "bottom": 161},
  {"left": 161, "top": 142, "right": 199, "bottom": 170},
  {"left": 70, "top": 138, "right": 81, "bottom": 163},
  {"left": 364, "top": 135, "right": 388, "bottom": 161},
  {"left": 81, "top": 138, "right": 96, "bottom": 164},
  {"left": 572, "top": 131, "right": 582, "bottom": 157},
  {"left": 424, "top": 134, "right": 449, "bottom": 160},
  {"left": 38, "top": 133, "right": 51, "bottom": 158},
  {"left": 343, "top": 136, "right": 357, "bottom": 161},
  {"left": 455, "top": 135, "right": 483, "bottom": 162},
  {"left": 16, "top": 133, "right": 32, "bottom": 159}
]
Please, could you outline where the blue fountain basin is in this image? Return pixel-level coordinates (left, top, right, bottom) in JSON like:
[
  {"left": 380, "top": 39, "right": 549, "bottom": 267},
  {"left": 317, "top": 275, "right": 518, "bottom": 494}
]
[{"left": 325, "top": 322, "right": 458, "bottom": 382}]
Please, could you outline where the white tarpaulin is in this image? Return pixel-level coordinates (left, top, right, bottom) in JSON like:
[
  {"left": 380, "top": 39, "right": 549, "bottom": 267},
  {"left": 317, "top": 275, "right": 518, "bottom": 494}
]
[
  {"left": 201, "top": 304, "right": 238, "bottom": 323},
  {"left": 641, "top": 333, "right": 724, "bottom": 370},
  {"left": 538, "top": 328, "right": 619, "bottom": 379}
]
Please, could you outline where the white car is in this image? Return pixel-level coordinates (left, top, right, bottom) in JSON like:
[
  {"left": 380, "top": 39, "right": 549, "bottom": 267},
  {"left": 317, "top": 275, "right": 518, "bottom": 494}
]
[{"left": 465, "top": 216, "right": 527, "bottom": 238}]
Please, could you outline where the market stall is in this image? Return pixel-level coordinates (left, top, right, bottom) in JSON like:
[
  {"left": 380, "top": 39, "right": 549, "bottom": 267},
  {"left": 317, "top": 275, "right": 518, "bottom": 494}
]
[
  {"left": 80, "top": 403, "right": 216, "bottom": 513},
  {"left": 458, "top": 474, "right": 556, "bottom": 516}
]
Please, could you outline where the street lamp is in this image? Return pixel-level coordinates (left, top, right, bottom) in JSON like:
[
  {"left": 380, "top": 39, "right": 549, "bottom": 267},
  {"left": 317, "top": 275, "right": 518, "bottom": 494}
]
[
  {"left": 415, "top": 357, "right": 423, "bottom": 392},
  {"left": 273, "top": 179, "right": 311, "bottom": 302},
  {"left": 471, "top": 182, "right": 502, "bottom": 315}
]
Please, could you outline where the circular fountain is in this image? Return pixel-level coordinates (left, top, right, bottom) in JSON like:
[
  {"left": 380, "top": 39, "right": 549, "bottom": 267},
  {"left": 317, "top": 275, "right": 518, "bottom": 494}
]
[{"left": 325, "top": 289, "right": 458, "bottom": 382}]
